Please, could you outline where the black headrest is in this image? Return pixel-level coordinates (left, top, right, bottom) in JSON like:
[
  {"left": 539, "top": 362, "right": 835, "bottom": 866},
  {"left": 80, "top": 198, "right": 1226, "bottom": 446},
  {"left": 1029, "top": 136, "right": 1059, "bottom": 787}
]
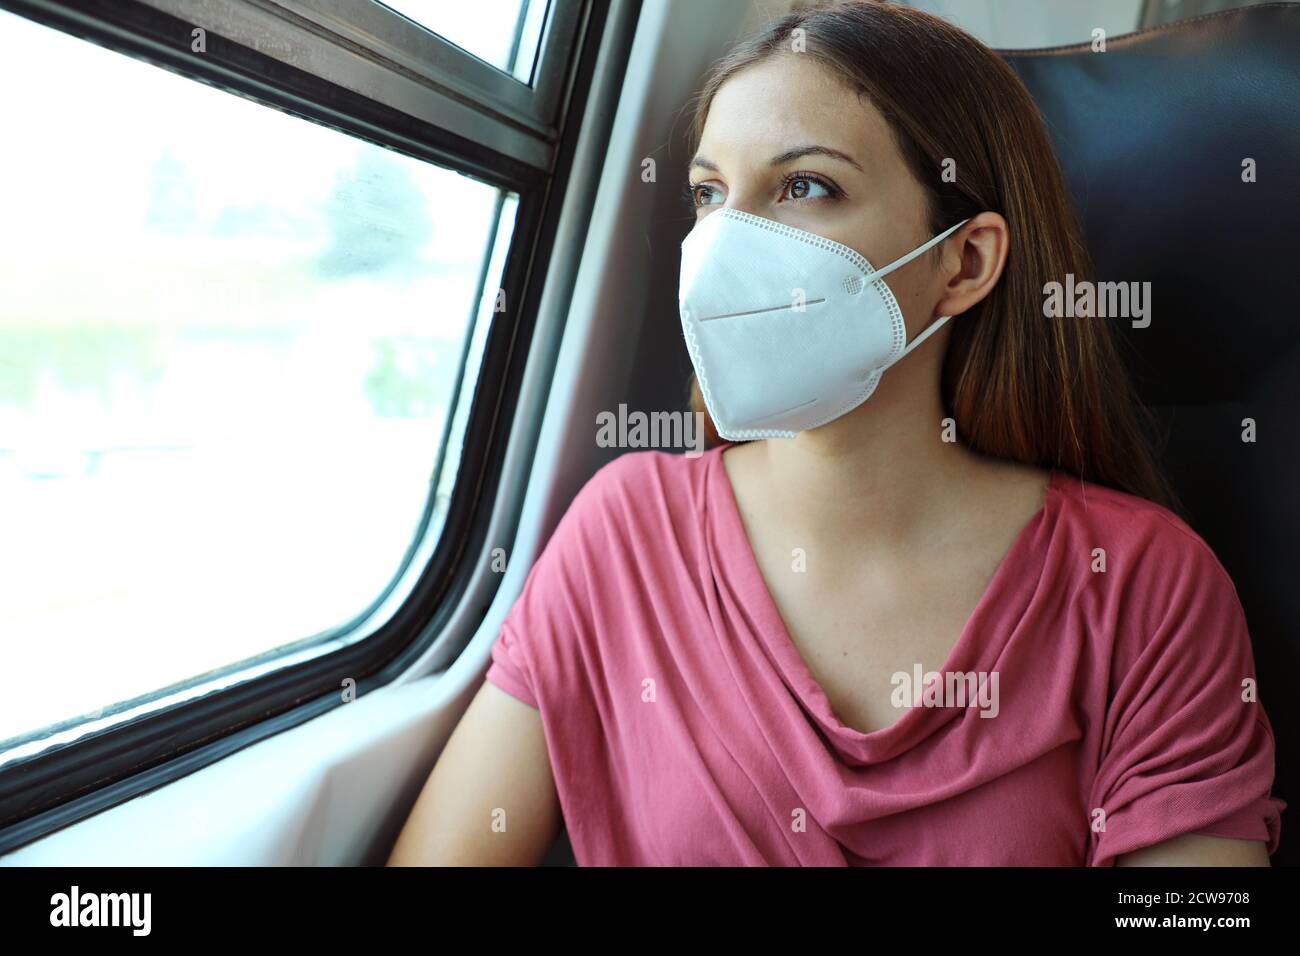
[{"left": 1000, "top": 3, "right": 1300, "bottom": 406}]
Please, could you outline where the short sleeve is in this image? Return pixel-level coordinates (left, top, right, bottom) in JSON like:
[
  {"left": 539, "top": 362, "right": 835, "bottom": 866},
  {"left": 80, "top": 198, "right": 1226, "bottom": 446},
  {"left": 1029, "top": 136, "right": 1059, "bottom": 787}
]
[
  {"left": 1086, "top": 528, "right": 1286, "bottom": 865},
  {"left": 486, "top": 620, "right": 539, "bottom": 708},
  {"left": 482, "top": 457, "right": 626, "bottom": 711}
]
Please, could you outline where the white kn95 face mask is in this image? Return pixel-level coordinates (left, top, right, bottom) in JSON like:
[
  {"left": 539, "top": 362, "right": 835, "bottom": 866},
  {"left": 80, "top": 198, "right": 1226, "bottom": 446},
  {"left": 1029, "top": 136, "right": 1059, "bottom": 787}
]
[{"left": 678, "top": 208, "right": 969, "bottom": 440}]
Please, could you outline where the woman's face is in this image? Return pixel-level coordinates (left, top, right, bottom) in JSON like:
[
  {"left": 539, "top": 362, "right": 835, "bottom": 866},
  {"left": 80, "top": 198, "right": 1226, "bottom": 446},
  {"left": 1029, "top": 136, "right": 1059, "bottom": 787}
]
[{"left": 688, "top": 54, "right": 959, "bottom": 346}]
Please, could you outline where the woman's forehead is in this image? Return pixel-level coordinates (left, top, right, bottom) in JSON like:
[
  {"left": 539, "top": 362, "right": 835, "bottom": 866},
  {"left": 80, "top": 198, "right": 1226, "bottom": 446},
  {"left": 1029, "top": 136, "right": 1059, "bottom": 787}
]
[{"left": 697, "top": 57, "right": 887, "bottom": 169}]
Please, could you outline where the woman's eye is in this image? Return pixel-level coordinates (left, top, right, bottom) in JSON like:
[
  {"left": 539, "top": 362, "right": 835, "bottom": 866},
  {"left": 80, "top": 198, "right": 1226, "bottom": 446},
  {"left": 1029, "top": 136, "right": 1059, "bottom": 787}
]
[
  {"left": 690, "top": 182, "right": 723, "bottom": 207},
  {"left": 780, "top": 176, "right": 833, "bottom": 202}
]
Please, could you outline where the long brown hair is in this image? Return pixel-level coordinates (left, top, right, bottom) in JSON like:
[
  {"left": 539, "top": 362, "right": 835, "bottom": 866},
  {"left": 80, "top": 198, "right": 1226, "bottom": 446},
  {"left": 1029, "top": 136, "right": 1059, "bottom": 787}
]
[{"left": 683, "top": 0, "right": 1180, "bottom": 513}]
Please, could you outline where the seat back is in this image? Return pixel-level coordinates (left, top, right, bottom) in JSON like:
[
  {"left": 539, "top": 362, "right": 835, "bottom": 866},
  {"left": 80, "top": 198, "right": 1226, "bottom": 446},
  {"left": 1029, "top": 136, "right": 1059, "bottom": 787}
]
[{"left": 999, "top": 3, "right": 1300, "bottom": 863}]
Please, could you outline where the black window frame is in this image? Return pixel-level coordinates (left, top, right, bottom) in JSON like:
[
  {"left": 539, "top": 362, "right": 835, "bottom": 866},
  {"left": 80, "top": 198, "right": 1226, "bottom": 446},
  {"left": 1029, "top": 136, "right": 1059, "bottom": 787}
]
[{"left": 0, "top": 0, "right": 638, "bottom": 854}]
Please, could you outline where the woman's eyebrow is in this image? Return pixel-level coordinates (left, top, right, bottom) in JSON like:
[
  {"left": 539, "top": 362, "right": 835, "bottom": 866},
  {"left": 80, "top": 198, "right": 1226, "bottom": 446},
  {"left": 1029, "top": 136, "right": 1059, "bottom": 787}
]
[
  {"left": 769, "top": 145, "right": 863, "bottom": 170},
  {"left": 688, "top": 146, "right": 862, "bottom": 172}
]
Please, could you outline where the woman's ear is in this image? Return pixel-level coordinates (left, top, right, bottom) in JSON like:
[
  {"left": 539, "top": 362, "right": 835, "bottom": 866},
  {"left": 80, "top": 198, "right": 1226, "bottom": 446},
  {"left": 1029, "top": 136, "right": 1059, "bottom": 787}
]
[{"left": 935, "top": 211, "right": 1009, "bottom": 318}]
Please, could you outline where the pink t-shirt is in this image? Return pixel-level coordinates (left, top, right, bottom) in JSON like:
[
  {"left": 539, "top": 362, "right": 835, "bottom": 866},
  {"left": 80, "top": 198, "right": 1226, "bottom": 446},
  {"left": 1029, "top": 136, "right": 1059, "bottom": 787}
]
[{"left": 485, "top": 444, "right": 1286, "bottom": 865}]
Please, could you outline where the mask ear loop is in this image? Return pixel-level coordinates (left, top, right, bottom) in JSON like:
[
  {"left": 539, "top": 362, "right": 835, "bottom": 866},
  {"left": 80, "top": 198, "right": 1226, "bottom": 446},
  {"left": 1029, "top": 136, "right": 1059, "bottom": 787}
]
[
  {"left": 868, "top": 218, "right": 971, "bottom": 364},
  {"left": 898, "top": 311, "right": 952, "bottom": 358},
  {"left": 867, "top": 218, "right": 971, "bottom": 284}
]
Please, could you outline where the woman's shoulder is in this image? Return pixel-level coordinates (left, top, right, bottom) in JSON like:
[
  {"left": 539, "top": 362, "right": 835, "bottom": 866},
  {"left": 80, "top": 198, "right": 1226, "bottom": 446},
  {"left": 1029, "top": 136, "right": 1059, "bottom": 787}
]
[
  {"left": 587, "top": 445, "right": 713, "bottom": 486},
  {"left": 563, "top": 447, "right": 716, "bottom": 527},
  {"left": 488, "top": 449, "right": 713, "bottom": 706},
  {"left": 1052, "top": 470, "right": 1232, "bottom": 580},
  {"left": 1051, "top": 470, "right": 1250, "bottom": 656},
  {"left": 525, "top": 448, "right": 718, "bottom": 581}
]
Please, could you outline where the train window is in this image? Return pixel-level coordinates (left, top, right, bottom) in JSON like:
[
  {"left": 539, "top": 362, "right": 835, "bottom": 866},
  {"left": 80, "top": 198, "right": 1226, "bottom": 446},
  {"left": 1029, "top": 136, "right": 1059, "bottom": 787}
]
[
  {"left": 380, "top": 0, "right": 549, "bottom": 81},
  {"left": 0, "top": 7, "right": 515, "bottom": 755}
]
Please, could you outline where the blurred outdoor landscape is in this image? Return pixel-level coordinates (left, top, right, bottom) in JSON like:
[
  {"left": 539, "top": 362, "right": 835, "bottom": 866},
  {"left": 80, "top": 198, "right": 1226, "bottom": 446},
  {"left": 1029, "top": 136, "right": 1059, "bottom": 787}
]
[{"left": 0, "top": 8, "right": 513, "bottom": 747}]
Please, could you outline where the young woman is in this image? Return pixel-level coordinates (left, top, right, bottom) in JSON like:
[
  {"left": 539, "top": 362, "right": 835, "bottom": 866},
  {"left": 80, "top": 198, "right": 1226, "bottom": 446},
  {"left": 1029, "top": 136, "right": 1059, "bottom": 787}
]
[{"left": 388, "top": 0, "right": 1285, "bottom": 866}]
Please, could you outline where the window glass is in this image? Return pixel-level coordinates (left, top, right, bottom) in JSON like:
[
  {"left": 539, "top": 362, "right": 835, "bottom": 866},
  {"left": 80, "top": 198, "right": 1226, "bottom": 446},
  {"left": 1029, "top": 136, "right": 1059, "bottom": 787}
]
[
  {"left": 379, "top": 0, "right": 550, "bottom": 81},
  {"left": 0, "top": 8, "right": 515, "bottom": 751}
]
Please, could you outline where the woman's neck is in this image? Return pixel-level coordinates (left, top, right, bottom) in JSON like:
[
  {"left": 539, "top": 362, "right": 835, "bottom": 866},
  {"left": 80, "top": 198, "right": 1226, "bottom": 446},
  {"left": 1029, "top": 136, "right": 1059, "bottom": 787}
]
[{"left": 738, "top": 379, "right": 992, "bottom": 556}]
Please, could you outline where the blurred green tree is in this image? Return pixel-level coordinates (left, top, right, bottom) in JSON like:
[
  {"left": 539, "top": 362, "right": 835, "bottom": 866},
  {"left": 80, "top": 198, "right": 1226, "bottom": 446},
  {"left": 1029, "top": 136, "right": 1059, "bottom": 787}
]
[{"left": 316, "top": 149, "right": 433, "bottom": 278}]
